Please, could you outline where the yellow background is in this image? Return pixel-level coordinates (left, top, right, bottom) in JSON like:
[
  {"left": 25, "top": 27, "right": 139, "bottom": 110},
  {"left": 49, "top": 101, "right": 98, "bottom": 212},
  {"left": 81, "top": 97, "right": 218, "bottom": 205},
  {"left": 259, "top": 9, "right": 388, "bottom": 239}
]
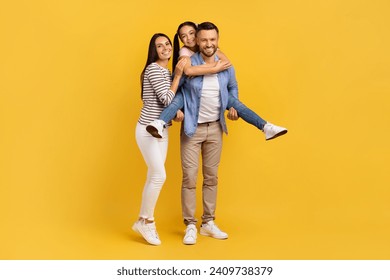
[{"left": 1, "top": 0, "right": 390, "bottom": 259}]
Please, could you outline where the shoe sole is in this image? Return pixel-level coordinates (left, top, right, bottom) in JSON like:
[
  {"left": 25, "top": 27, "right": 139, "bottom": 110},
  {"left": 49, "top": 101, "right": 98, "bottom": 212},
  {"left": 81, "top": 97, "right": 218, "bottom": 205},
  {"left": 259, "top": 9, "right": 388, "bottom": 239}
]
[
  {"left": 146, "top": 125, "right": 162, "bottom": 138},
  {"left": 266, "top": 129, "right": 288, "bottom": 141},
  {"left": 183, "top": 239, "right": 196, "bottom": 245},
  {"left": 132, "top": 223, "right": 161, "bottom": 246},
  {"left": 199, "top": 229, "right": 228, "bottom": 239}
]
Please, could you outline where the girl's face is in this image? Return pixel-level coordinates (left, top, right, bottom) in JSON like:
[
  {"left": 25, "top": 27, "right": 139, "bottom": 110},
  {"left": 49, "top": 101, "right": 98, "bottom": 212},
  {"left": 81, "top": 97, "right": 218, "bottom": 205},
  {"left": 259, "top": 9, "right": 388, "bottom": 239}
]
[
  {"left": 179, "top": 25, "right": 197, "bottom": 49},
  {"left": 155, "top": 36, "right": 172, "bottom": 61}
]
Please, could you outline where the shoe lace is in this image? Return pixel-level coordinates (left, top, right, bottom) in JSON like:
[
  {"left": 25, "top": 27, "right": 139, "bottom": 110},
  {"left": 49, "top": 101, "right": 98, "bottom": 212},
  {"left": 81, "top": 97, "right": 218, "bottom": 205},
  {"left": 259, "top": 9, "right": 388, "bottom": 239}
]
[
  {"left": 148, "top": 224, "right": 160, "bottom": 239},
  {"left": 185, "top": 227, "right": 196, "bottom": 240},
  {"left": 209, "top": 223, "right": 222, "bottom": 233},
  {"left": 141, "top": 221, "right": 159, "bottom": 239}
]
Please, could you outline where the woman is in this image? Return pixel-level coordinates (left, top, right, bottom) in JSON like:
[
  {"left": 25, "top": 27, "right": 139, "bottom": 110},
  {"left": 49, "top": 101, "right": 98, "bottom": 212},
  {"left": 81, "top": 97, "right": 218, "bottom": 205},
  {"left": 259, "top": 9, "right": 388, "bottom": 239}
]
[
  {"left": 147, "top": 21, "right": 287, "bottom": 141},
  {"left": 133, "top": 33, "right": 186, "bottom": 245}
]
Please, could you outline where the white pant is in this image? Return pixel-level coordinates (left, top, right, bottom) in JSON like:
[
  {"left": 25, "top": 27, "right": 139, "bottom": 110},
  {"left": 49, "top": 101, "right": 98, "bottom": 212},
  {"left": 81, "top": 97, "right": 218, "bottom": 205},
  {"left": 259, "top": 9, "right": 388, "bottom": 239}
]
[{"left": 135, "top": 122, "right": 169, "bottom": 221}]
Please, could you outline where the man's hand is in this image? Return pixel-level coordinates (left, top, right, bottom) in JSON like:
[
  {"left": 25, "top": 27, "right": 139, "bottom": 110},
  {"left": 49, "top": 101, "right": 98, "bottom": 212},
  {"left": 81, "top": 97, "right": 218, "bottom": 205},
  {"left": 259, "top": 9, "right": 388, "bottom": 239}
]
[
  {"left": 227, "top": 107, "right": 239, "bottom": 121},
  {"left": 173, "top": 110, "right": 184, "bottom": 122}
]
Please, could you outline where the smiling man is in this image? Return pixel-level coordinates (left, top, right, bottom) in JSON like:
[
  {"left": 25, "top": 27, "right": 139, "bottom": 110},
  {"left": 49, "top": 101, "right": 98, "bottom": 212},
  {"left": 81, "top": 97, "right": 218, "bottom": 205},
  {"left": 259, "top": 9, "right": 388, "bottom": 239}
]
[{"left": 179, "top": 22, "right": 236, "bottom": 245}]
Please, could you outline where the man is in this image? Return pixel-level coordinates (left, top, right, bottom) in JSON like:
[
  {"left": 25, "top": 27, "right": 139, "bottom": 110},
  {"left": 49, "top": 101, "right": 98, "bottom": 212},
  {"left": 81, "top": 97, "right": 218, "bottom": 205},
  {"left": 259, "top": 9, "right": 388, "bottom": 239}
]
[{"left": 179, "top": 22, "right": 237, "bottom": 245}]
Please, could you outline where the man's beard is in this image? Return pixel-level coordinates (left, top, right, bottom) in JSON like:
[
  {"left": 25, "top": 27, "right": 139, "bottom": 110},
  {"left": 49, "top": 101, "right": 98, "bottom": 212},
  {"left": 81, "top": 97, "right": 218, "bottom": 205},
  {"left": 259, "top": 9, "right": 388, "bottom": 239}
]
[{"left": 201, "top": 47, "right": 217, "bottom": 57}]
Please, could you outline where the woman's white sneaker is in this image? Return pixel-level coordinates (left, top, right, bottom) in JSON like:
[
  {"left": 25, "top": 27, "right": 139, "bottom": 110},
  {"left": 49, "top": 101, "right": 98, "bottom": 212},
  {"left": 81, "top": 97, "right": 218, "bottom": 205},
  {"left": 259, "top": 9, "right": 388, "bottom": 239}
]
[
  {"left": 132, "top": 220, "right": 161, "bottom": 245},
  {"left": 200, "top": 221, "right": 228, "bottom": 239}
]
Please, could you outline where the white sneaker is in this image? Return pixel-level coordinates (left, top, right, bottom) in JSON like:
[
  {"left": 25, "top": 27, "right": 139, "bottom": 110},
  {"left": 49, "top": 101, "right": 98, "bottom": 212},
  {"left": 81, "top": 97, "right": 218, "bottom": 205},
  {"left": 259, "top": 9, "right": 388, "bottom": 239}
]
[
  {"left": 263, "top": 122, "right": 288, "bottom": 140},
  {"left": 132, "top": 220, "right": 161, "bottom": 245},
  {"left": 200, "top": 221, "right": 228, "bottom": 239},
  {"left": 146, "top": 120, "right": 165, "bottom": 138},
  {"left": 183, "top": 224, "right": 197, "bottom": 245}
]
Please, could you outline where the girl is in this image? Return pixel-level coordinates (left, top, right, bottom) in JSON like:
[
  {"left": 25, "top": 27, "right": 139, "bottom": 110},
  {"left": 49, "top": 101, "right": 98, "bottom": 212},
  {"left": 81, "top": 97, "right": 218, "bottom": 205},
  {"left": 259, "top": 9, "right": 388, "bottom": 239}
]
[
  {"left": 133, "top": 33, "right": 186, "bottom": 245},
  {"left": 147, "top": 21, "right": 287, "bottom": 140}
]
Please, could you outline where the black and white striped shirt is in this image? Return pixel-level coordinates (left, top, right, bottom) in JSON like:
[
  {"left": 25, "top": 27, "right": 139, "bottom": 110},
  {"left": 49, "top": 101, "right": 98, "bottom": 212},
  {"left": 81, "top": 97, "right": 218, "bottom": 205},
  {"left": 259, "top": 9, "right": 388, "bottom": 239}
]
[{"left": 138, "top": 62, "right": 175, "bottom": 125}]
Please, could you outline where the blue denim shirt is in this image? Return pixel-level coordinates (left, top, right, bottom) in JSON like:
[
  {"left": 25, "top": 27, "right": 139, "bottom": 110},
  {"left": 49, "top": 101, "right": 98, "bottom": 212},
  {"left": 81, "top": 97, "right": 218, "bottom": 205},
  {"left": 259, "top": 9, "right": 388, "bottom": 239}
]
[{"left": 180, "top": 52, "right": 239, "bottom": 137}]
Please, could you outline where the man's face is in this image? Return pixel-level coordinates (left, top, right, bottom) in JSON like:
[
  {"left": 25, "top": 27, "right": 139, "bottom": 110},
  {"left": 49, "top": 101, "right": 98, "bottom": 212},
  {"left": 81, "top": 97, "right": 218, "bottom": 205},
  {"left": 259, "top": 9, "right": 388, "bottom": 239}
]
[{"left": 196, "top": 29, "right": 219, "bottom": 58}]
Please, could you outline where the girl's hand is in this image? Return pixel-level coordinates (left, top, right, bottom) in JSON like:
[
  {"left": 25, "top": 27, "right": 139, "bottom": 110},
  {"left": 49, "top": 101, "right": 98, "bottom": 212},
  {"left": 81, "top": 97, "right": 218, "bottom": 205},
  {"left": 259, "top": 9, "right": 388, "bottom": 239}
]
[
  {"left": 214, "top": 60, "right": 232, "bottom": 73},
  {"left": 175, "top": 58, "right": 187, "bottom": 76}
]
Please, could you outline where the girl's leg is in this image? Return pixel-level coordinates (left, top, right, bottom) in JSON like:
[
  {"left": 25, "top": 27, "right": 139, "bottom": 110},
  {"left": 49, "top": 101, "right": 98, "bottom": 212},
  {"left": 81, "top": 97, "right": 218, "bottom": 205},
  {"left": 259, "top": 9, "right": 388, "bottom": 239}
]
[
  {"left": 227, "top": 95, "right": 267, "bottom": 131},
  {"left": 147, "top": 91, "right": 184, "bottom": 138},
  {"left": 227, "top": 95, "right": 288, "bottom": 140},
  {"left": 160, "top": 91, "right": 184, "bottom": 123}
]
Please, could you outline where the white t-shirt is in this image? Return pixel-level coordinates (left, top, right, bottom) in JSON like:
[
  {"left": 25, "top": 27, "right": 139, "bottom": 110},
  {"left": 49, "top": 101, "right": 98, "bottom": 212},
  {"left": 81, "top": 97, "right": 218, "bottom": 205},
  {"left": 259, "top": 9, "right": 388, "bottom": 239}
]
[{"left": 198, "top": 74, "right": 220, "bottom": 123}]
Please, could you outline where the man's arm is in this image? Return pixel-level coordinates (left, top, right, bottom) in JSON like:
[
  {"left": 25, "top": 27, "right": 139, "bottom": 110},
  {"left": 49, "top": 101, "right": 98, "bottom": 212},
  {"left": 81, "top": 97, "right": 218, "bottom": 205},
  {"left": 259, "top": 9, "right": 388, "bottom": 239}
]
[
  {"left": 227, "top": 66, "right": 239, "bottom": 121},
  {"left": 227, "top": 66, "right": 239, "bottom": 99}
]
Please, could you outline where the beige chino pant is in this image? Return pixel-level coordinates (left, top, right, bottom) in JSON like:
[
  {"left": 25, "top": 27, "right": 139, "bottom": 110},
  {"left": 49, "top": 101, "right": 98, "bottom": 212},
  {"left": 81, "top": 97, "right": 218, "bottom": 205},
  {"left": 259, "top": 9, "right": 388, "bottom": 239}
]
[{"left": 180, "top": 121, "right": 223, "bottom": 225}]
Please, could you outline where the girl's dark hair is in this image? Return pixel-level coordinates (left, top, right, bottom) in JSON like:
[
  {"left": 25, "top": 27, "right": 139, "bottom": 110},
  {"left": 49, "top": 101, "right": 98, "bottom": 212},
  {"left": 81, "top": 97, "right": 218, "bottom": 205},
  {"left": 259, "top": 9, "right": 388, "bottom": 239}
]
[
  {"left": 140, "top": 33, "right": 172, "bottom": 99},
  {"left": 173, "top": 21, "right": 197, "bottom": 72}
]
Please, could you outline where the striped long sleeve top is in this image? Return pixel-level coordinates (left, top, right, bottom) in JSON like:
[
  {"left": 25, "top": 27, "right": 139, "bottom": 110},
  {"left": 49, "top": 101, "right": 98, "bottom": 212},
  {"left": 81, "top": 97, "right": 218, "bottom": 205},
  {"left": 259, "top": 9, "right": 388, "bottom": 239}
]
[{"left": 138, "top": 62, "right": 175, "bottom": 125}]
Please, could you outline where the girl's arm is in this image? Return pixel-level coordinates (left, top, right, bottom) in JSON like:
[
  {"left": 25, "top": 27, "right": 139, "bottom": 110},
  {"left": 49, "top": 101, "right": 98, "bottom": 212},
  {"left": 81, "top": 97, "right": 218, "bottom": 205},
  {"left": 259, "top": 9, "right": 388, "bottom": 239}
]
[
  {"left": 216, "top": 49, "right": 230, "bottom": 64},
  {"left": 182, "top": 55, "right": 231, "bottom": 76}
]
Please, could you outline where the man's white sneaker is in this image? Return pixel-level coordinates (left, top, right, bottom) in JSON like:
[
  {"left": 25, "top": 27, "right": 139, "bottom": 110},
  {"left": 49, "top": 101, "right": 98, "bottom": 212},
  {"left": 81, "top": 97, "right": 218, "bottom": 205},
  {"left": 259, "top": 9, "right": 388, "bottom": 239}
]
[
  {"left": 146, "top": 120, "right": 165, "bottom": 138},
  {"left": 183, "top": 224, "right": 197, "bottom": 245},
  {"left": 132, "top": 220, "right": 161, "bottom": 246},
  {"left": 263, "top": 122, "right": 288, "bottom": 141},
  {"left": 200, "top": 221, "right": 228, "bottom": 239}
]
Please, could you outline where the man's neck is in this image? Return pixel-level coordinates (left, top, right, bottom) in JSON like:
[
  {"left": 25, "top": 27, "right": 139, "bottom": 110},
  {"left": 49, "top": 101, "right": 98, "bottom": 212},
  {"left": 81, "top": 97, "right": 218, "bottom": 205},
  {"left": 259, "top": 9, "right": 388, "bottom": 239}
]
[{"left": 201, "top": 54, "right": 215, "bottom": 65}]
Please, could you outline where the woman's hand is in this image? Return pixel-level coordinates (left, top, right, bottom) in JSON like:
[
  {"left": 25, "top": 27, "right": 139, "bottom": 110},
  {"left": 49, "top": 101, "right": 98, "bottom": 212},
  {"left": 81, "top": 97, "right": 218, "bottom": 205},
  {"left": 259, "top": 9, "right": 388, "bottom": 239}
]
[
  {"left": 175, "top": 58, "right": 187, "bottom": 76},
  {"left": 173, "top": 110, "right": 184, "bottom": 122}
]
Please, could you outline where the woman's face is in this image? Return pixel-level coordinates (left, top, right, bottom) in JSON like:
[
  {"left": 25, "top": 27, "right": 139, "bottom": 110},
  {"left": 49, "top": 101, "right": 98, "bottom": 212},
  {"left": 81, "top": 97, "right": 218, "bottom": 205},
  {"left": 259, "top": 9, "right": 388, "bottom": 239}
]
[
  {"left": 155, "top": 36, "right": 172, "bottom": 61},
  {"left": 179, "top": 25, "right": 197, "bottom": 49}
]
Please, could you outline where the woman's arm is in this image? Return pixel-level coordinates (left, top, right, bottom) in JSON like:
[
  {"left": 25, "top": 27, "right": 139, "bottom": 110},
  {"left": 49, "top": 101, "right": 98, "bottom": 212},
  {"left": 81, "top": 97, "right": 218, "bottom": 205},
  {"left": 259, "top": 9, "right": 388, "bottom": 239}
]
[
  {"left": 170, "top": 58, "right": 186, "bottom": 93},
  {"left": 147, "top": 60, "right": 185, "bottom": 106}
]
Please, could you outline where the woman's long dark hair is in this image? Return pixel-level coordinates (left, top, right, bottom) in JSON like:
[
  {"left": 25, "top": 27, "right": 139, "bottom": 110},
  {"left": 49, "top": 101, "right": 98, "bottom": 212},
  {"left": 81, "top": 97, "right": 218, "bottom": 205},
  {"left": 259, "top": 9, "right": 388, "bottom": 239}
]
[
  {"left": 173, "top": 21, "right": 197, "bottom": 72},
  {"left": 140, "top": 33, "right": 172, "bottom": 99}
]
